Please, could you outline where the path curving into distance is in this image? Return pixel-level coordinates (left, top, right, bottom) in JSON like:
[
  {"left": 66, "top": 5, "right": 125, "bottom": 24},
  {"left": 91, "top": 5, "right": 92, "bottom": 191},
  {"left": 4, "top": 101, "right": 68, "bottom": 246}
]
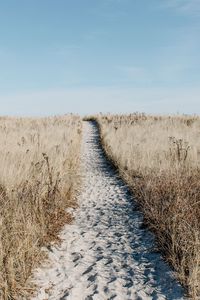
[{"left": 32, "top": 121, "right": 186, "bottom": 300}]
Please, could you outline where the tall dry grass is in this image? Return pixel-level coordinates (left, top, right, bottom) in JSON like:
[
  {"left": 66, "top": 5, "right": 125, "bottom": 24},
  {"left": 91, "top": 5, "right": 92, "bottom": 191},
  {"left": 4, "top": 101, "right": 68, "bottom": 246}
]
[
  {"left": 95, "top": 113, "right": 200, "bottom": 299},
  {"left": 0, "top": 115, "right": 82, "bottom": 300}
]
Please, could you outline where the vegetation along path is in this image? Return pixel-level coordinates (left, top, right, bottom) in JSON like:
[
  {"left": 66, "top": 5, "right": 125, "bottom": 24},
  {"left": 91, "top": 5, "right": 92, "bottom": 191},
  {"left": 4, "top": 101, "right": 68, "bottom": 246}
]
[{"left": 32, "top": 122, "right": 186, "bottom": 300}]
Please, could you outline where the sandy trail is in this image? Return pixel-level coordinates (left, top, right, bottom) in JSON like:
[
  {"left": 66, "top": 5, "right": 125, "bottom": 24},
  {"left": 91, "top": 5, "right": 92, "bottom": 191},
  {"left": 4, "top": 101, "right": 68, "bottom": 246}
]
[{"left": 32, "top": 121, "right": 186, "bottom": 300}]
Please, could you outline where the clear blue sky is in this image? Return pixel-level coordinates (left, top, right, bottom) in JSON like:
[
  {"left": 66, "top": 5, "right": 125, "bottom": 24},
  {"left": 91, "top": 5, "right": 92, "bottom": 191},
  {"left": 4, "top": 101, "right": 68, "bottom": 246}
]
[{"left": 0, "top": 0, "right": 199, "bottom": 115}]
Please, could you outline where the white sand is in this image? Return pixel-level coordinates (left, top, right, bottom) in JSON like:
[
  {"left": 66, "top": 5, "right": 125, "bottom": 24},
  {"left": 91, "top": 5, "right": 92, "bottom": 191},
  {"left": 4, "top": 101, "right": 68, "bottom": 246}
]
[{"left": 31, "top": 122, "right": 186, "bottom": 300}]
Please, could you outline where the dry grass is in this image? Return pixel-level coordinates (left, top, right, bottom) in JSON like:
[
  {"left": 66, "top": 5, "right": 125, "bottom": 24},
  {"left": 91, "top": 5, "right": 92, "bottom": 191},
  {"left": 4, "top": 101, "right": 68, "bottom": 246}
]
[
  {"left": 95, "top": 113, "right": 200, "bottom": 299},
  {"left": 0, "top": 115, "right": 82, "bottom": 300}
]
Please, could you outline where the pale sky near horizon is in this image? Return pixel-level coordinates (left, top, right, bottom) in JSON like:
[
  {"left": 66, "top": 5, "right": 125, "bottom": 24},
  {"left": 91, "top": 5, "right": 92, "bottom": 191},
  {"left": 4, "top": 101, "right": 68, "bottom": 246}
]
[{"left": 0, "top": 0, "right": 200, "bottom": 116}]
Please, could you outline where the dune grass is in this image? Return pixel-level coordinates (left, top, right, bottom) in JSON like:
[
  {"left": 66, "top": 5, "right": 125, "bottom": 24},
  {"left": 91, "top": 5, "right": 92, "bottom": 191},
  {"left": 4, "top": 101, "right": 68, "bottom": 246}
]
[
  {"left": 95, "top": 113, "right": 200, "bottom": 299},
  {"left": 0, "top": 115, "right": 82, "bottom": 300}
]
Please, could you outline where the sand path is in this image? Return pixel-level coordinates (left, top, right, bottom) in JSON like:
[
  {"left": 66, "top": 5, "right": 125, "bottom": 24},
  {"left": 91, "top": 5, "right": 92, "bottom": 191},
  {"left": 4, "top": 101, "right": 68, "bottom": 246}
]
[{"left": 32, "top": 121, "right": 186, "bottom": 300}]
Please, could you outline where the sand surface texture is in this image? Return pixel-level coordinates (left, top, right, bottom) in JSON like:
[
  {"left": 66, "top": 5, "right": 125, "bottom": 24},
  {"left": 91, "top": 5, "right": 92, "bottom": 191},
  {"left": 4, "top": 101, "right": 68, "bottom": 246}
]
[{"left": 32, "top": 122, "right": 186, "bottom": 300}]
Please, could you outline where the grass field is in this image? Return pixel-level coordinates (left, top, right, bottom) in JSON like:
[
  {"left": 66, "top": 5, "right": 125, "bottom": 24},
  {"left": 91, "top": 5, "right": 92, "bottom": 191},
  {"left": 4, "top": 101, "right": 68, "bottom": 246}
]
[
  {"left": 0, "top": 115, "right": 82, "bottom": 300},
  {"left": 2, "top": 113, "right": 200, "bottom": 299},
  {"left": 95, "top": 113, "right": 200, "bottom": 299}
]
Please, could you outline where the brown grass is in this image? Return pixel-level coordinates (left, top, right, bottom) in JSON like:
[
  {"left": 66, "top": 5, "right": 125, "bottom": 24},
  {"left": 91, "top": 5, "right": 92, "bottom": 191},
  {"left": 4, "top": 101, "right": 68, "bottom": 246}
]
[
  {"left": 0, "top": 115, "right": 82, "bottom": 300},
  {"left": 94, "top": 113, "right": 200, "bottom": 299}
]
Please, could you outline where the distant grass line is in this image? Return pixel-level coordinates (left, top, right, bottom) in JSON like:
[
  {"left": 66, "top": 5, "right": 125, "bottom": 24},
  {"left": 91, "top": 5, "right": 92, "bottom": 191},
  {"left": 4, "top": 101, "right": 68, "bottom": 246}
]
[
  {"left": 89, "top": 113, "right": 200, "bottom": 299},
  {"left": 0, "top": 115, "right": 82, "bottom": 300}
]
